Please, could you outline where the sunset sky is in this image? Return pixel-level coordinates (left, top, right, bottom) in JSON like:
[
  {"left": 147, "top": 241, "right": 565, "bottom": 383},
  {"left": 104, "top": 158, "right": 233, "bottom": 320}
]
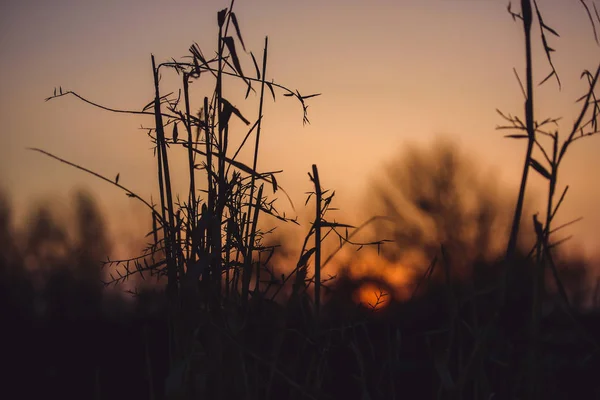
[{"left": 1, "top": 0, "right": 599, "bottom": 260}]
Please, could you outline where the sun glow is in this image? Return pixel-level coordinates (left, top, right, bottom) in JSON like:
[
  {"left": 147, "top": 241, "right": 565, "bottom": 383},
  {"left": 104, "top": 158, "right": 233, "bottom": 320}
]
[
  {"left": 354, "top": 282, "right": 390, "bottom": 310},
  {"left": 339, "top": 249, "right": 417, "bottom": 308}
]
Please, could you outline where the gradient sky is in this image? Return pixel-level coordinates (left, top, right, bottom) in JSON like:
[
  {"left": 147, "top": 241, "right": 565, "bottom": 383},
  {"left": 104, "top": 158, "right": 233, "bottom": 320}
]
[{"left": 1, "top": 0, "right": 599, "bottom": 258}]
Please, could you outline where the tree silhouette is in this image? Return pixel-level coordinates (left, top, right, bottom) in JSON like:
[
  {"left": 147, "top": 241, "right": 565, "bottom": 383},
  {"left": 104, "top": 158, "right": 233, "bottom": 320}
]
[{"left": 73, "top": 190, "right": 111, "bottom": 271}]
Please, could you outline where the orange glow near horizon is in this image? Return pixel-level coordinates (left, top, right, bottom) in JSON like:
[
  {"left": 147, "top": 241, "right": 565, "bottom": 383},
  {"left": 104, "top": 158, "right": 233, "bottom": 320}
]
[
  {"left": 336, "top": 249, "right": 418, "bottom": 302},
  {"left": 355, "top": 283, "right": 391, "bottom": 311}
]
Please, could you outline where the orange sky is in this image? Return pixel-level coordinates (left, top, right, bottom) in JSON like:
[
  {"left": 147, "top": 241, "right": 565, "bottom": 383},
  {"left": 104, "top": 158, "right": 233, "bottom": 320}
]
[{"left": 1, "top": 0, "right": 599, "bottom": 259}]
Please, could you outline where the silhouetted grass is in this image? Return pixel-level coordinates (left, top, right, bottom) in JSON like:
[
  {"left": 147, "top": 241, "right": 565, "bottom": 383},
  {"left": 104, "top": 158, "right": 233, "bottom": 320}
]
[{"left": 12, "top": 1, "right": 600, "bottom": 399}]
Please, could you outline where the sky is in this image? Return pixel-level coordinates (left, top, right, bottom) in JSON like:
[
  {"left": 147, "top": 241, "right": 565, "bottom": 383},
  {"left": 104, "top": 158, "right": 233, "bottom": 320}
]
[{"left": 1, "top": 0, "right": 599, "bottom": 260}]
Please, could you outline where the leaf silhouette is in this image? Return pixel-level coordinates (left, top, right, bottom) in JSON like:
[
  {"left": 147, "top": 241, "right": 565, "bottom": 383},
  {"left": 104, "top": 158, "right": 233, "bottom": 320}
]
[
  {"left": 580, "top": 0, "right": 599, "bottom": 43},
  {"left": 305, "top": 192, "right": 313, "bottom": 206},
  {"left": 221, "top": 98, "right": 250, "bottom": 125},
  {"left": 320, "top": 221, "right": 355, "bottom": 229},
  {"left": 222, "top": 36, "right": 245, "bottom": 80},
  {"left": 265, "top": 82, "right": 276, "bottom": 101},
  {"left": 189, "top": 43, "right": 209, "bottom": 71},
  {"left": 539, "top": 70, "right": 555, "bottom": 86},
  {"left": 115, "top": 173, "right": 120, "bottom": 184},
  {"left": 244, "top": 80, "right": 253, "bottom": 99},
  {"left": 271, "top": 173, "right": 278, "bottom": 193},
  {"left": 217, "top": 8, "right": 227, "bottom": 28},
  {"left": 192, "top": 56, "right": 201, "bottom": 77},
  {"left": 301, "top": 93, "right": 321, "bottom": 100},
  {"left": 219, "top": 104, "right": 233, "bottom": 132},
  {"left": 530, "top": 158, "right": 552, "bottom": 180},
  {"left": 230, "top": 12, "right": 246, "bottom": 51},
  {"left": 250, "top": 51, "right": 261, "bottom": 80},
  {"left": 297, "top": 247, "right": 316, "bottom": 269},
  {"left": 542, "top": 23, "right": 560, "bottom": 37},
  {"left": 496, "top": 108, "right": 512, "bottom": 121},
  {"left": 142, "top": 99, "right": 154, "bottom": 112},
  {"left": 172, "top": 122, "right": 179, "bottom": 143},
  {"left": 508, "top": 2, "right": 517, "bottom": 21},
  {"left": 504, "top": 134, "right": 529, "bottom": 139}
]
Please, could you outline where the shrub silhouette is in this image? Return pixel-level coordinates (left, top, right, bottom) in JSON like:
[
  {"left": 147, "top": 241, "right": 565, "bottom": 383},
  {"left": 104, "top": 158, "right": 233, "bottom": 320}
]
[{"left": 369, "top": 139, "right": 535, "bottom": 281}]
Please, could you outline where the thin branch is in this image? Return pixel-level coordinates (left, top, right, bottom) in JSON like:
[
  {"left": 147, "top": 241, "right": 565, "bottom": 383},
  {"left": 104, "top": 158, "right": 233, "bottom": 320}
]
[{"left": 27, "top": 147, "right": 163, "bottom": 224}]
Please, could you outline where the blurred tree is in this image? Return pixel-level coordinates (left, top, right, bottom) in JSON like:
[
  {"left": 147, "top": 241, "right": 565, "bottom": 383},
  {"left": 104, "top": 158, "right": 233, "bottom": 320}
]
[
  {"left": 24, "top": 203, "right": 70, "bottom": 273},
  {"left": 18, "top": 190, "right": 112, "bottom": 318},
  {"left": 0, "top": 190, "right": 34, "bottom": 319},
  {"left": 72, "top": 189, "right": 111, "bottom": 282},
  {"left": 0, "top": 191, "right": 21, "bottom": 272},
  {"left": 370, "top": 139, "right": 532, "bottom": 279},
  {"left": 66, "top": 190, "right": 111, "bottom": 317}
]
